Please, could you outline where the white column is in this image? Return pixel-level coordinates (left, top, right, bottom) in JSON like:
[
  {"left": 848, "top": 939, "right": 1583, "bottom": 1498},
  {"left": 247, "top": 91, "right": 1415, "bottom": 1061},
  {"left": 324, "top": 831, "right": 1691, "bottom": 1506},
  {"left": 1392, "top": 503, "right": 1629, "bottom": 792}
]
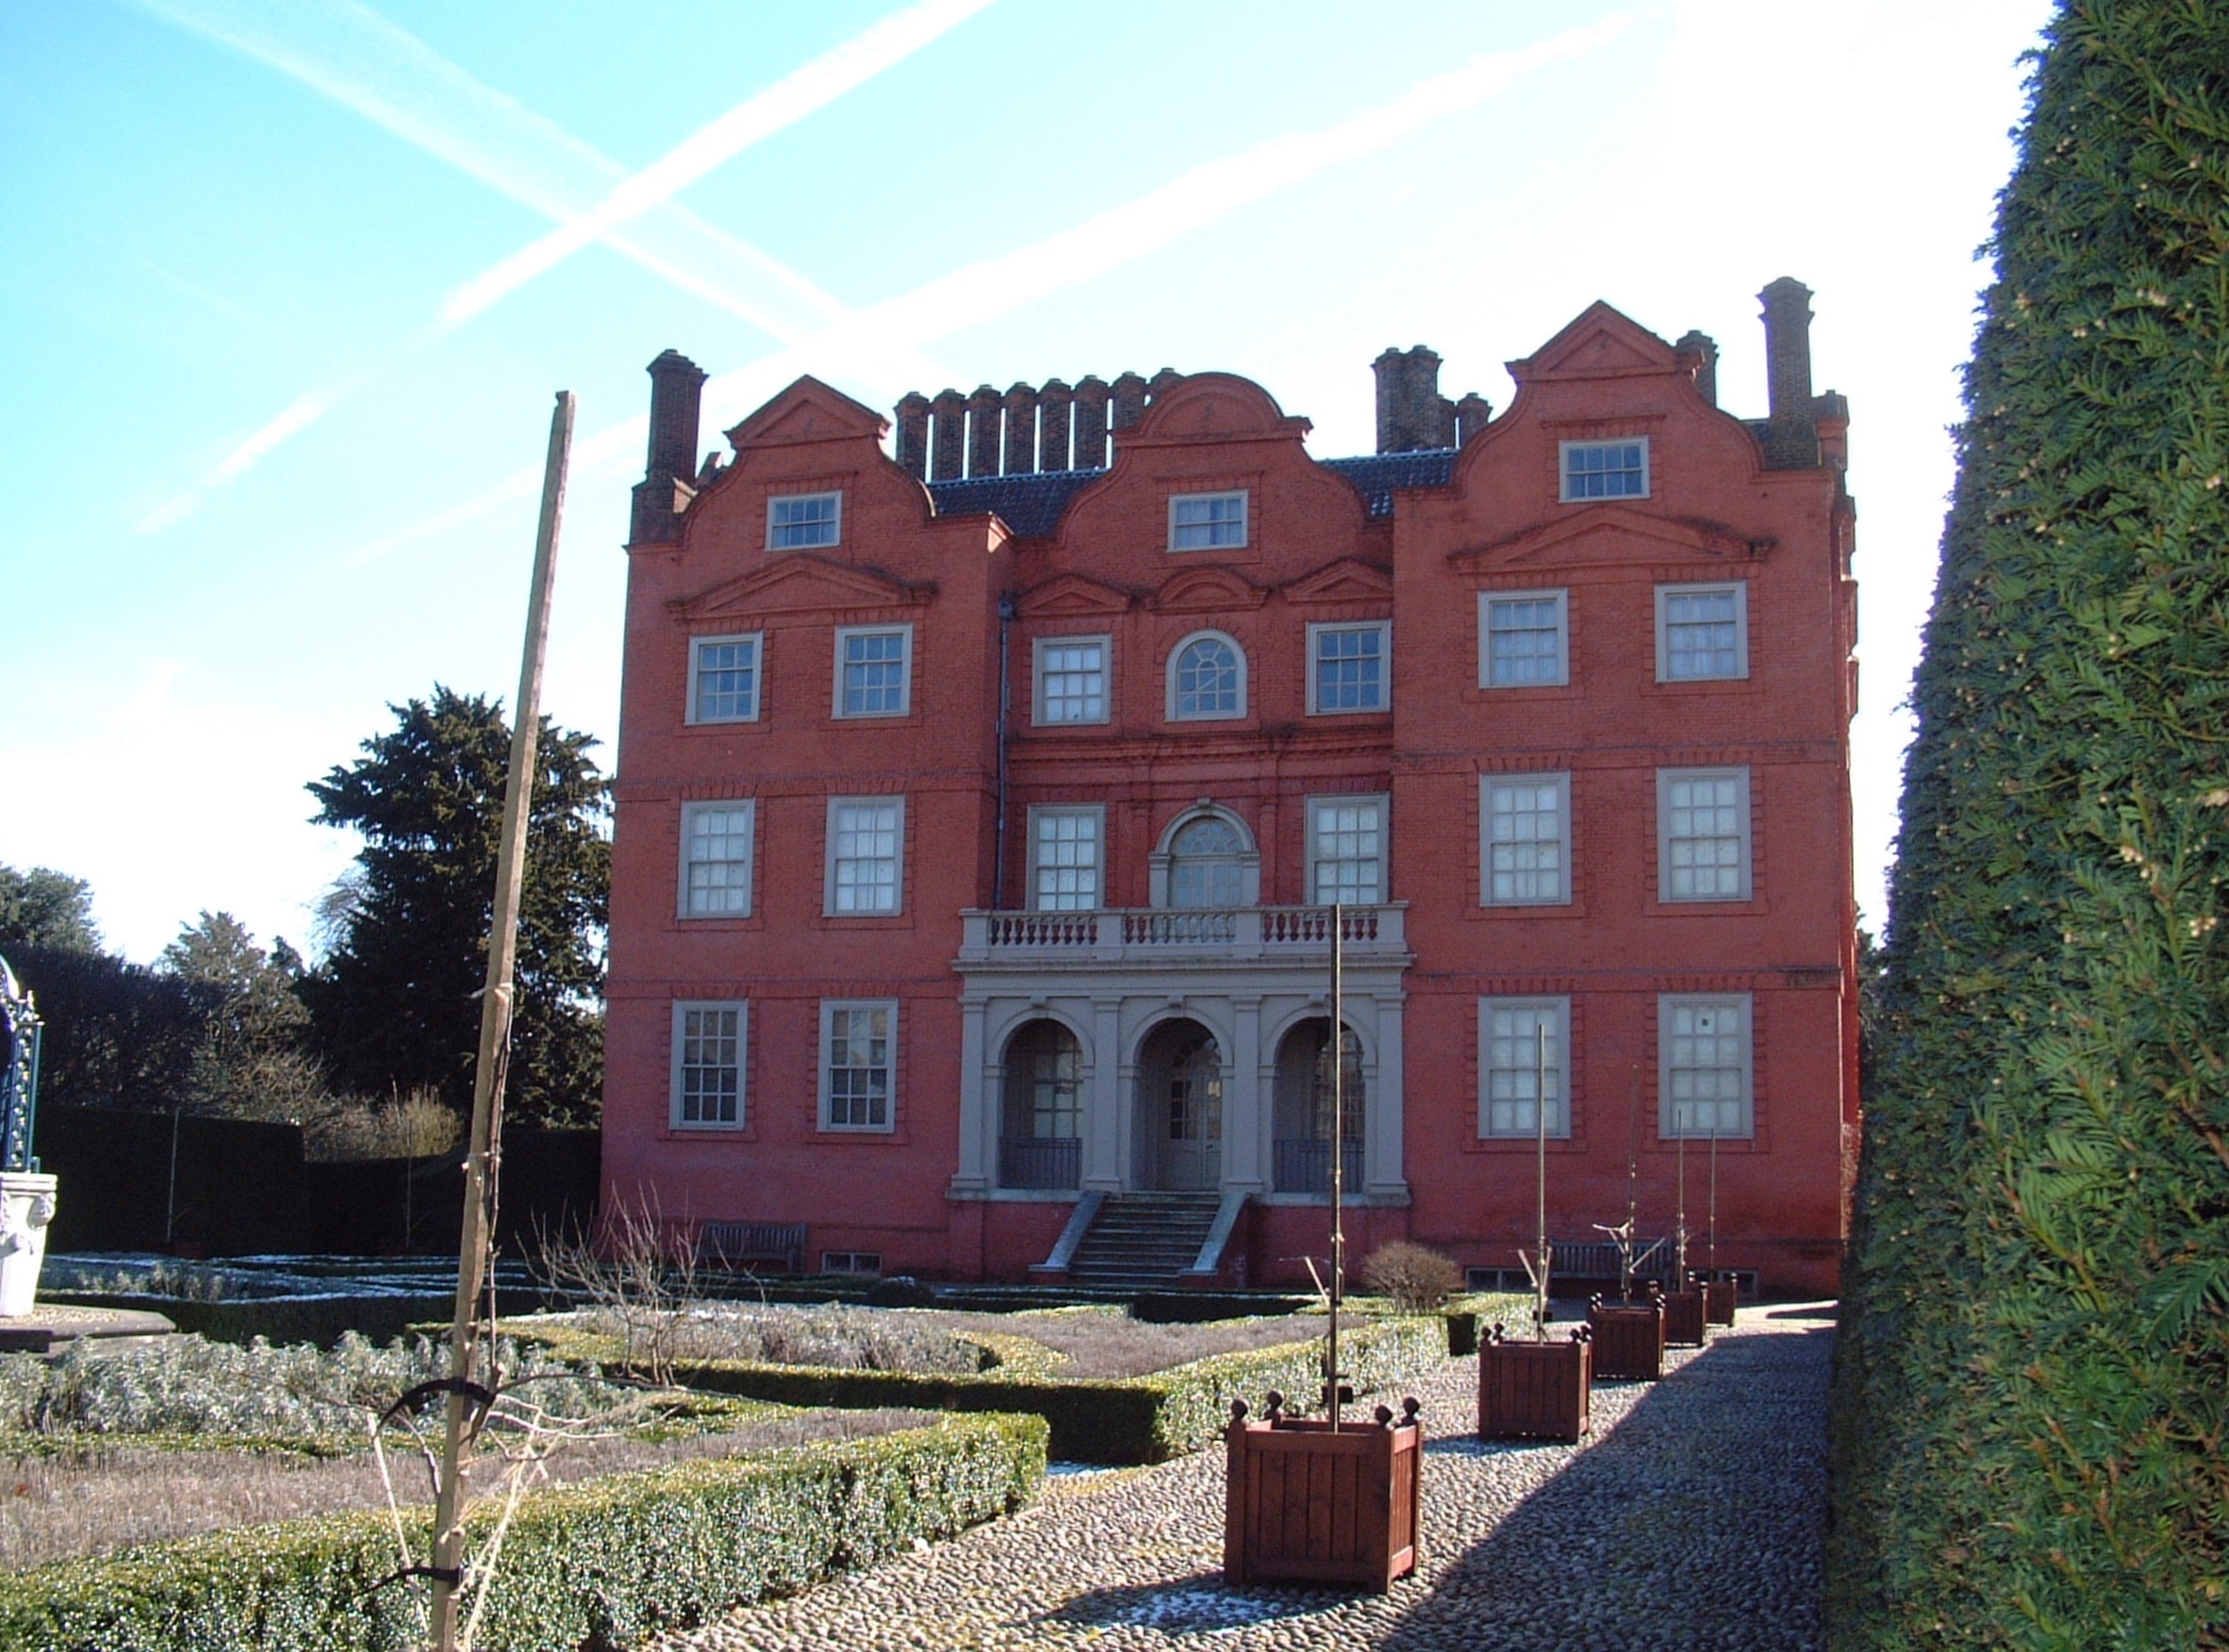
[
  {"left": 1365, "top": 992, "right": 1411, "bottom": 1203},
  {"left": 1084, "top": 997, "right": 1124, "bottom": 1191},
  {"left": 1223, "top": 996, "right": 1265, "bottom": 1191},
  {"left": 949, "top": 995, "right": 991, "bottom": 1197}
]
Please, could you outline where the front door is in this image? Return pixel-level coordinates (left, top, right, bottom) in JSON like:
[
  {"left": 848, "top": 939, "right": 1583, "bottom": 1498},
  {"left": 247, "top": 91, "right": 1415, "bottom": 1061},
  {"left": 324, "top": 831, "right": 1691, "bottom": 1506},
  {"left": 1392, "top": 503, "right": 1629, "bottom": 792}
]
[{"left": 1162, "top": 1032, "right": 1223, "bottom": 1191}]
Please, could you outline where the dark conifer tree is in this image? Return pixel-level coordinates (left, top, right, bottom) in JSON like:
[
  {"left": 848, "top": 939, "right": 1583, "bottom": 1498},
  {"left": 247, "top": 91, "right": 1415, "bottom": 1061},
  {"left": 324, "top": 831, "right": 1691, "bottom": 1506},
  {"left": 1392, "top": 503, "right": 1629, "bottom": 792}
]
[
  {"left": 302, "top": 686, "right": 609, "bottom": 1127},
  {"left": 1831, "top": 4, "right": 2229, "bottom": 1643}
]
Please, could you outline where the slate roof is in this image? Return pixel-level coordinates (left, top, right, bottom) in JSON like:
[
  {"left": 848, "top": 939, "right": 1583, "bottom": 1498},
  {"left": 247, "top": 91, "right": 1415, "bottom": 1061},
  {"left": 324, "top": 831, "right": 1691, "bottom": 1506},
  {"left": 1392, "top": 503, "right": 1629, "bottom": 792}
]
[
  {"left": 925, "top": 470, "right": 1105, "bottom": 537},
  {"left": 1318, "top": 450, "right": 1458, "bottom": 518},
  {"left": 925, "top": 449, "right": 1458, "bottom": 537}
]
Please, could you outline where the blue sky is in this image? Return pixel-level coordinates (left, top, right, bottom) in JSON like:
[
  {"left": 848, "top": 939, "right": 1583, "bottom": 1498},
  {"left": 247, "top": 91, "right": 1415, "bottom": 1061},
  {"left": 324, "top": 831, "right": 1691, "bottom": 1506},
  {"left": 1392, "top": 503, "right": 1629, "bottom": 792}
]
[{"left": 0, "top": 0, "right": 2054, "bottom": 962}]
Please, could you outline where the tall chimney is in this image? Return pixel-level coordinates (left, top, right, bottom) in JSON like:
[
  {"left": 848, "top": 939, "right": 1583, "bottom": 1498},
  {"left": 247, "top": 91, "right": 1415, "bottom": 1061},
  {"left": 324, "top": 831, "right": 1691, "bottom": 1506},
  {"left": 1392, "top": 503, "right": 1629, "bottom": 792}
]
[
  {"left": 1455, "top": 391, "right": 1494, "bottom": 446},
  {"left": 1002, "top": 383, "right": 1039, "bottom": 474},
  {"left": 1759, "top": 279, "right": 1814, "bottom": 422},
  {"left": 1374, "top": 345, "right": 1448, "bottom": 453},
  {"left": 631, "top": 349, "right": 706, "bottom": 544},
  {"left": 1038, "top": 379, "right": 1073, "bottom": 471},
  {"left": 1072, "top": 375, "right": 1110, "bottom": 469},
  {"left": 895, "top": 391, "right": 931, "bottom": 478},
  {"left": 966, "top": 385, "right": 1002, "bottom": 477},
  {"left": 1109, "top": 372, "right": 1149, "bottom": 433},
  {"left": 1675, "top": 331, "right": 1719, "bottom": 406},
  {"left": 930, "top": 388, "right": 966, "bottom": 481}
]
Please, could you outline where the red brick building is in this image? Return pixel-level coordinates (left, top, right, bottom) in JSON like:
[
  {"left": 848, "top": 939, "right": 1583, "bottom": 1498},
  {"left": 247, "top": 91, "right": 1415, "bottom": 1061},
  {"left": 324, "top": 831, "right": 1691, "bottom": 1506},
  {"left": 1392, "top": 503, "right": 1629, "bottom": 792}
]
[{"left": 602, "top": 281, "right": 1860, "bottom": 1297}]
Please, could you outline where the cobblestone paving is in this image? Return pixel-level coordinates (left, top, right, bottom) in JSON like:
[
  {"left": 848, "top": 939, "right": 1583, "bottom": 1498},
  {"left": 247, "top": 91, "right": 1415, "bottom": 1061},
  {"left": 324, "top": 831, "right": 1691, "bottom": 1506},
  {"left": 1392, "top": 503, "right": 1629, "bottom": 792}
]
[{"left": 651, "top": 1305, "right": 1834, "bottom": 1652}]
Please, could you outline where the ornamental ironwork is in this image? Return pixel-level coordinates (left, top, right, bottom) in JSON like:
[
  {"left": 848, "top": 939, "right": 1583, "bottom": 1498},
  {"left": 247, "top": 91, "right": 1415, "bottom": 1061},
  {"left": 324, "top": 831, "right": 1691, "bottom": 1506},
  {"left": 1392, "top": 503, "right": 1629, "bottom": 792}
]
[{"left": 0, "top": 953, "right": 41, "bottom": 1174}]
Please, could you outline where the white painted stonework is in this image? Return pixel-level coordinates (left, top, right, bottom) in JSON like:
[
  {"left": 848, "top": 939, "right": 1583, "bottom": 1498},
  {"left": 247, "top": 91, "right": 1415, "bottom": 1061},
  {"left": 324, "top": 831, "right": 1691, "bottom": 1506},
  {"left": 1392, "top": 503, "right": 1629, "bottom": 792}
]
[{"left": 0, "top": 1173, "right": 58, "bottom": 1317}]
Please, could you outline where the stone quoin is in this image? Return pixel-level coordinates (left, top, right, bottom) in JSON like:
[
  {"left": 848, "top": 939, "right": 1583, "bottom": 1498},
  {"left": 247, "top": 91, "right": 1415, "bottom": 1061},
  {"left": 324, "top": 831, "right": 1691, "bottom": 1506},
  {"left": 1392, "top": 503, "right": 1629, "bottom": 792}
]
[{"left": 600, "top": 285, "right": 1860, "bottom": 1298}]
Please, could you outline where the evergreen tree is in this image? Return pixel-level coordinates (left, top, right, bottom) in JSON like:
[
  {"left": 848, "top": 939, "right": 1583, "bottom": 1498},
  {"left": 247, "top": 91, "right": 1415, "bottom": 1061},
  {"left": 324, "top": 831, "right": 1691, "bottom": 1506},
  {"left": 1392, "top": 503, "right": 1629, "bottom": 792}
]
[
  {"left": 302, "top": 686, "right": 609, "bottom": 1128},
  {"left": 159, "top": 911, "right": 328, "bottom": 1125},
  {"left": 1831, "top": 4, "right": 2229, "bottom": 1644},
  {"left": 0, "top": 864, "right": 101, "bottom": 955}
]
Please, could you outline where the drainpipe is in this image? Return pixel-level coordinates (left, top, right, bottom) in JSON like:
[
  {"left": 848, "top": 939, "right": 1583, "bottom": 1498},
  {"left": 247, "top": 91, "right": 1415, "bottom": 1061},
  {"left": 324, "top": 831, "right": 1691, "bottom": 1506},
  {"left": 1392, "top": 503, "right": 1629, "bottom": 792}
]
[{"left": 994, "top": 592, "right": 1017, "bottom": 910}]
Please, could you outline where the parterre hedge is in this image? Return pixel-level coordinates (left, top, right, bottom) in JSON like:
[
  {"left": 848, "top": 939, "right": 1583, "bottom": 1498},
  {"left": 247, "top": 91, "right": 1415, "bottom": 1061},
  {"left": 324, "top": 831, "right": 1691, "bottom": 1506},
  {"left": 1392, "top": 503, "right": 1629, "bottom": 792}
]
[
  {"left": 0, "top": 1411, "right": 1044, "bottom": 1652},
  {"left": 516, "top": 1312, "right": 1450, "bottom": 1463},
  {"left": 1831, "top": 3, "right": 2229, "bottom": 1646}
]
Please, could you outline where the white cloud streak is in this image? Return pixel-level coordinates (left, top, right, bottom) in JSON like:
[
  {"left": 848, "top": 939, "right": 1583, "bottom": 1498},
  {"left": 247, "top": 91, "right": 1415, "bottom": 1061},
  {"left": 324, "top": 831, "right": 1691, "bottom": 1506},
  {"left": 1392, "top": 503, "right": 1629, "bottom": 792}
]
[
  {"left": 440, "top": 0, "right": 1000, "bottom": 325},
  {"left": 349, "top": 16, "right": 1633, "bottom": 566},
  {"left": 129, "top": 0, "right": 974, "bottom": 528}
]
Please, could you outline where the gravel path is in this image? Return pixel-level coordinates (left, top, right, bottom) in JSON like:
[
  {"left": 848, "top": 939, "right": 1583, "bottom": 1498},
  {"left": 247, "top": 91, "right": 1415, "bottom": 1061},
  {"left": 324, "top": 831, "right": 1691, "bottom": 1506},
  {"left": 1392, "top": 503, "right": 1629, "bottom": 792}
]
[{"left": 651, "top": 1304, "right": 1834, "bottom": 1651}]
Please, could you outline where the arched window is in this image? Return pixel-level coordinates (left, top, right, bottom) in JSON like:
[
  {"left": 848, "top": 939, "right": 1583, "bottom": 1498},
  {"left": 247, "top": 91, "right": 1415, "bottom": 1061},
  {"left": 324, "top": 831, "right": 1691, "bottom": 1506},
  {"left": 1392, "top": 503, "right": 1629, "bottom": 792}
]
[
  {"left": 1168, "top": 632, "right": 1245, "bottom": 720},
  {"left": 1169, "top": 816, "right": 1247, "bottom": 908},
  {"left": 999, "top": 1020, "right": 1082, "bottom": 1190}
]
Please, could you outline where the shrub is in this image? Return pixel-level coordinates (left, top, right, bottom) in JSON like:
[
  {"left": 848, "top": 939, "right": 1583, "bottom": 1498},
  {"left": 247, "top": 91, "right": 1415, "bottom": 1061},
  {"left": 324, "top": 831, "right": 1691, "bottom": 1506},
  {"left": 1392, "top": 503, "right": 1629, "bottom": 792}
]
[
  {"left": 1831, "top": 5, "right": 2229, "bottom": 1646},
  {"left": 512, "top": 1311, "right": 1448, "bottom": 1463},
  {"left": 1361, "top": 1241, "right": 1462, "bottom": 1313},
  {"left": 0, "top": 1412, "right": 1045, "bottom": 1651},
  {"left": 561, "top": 1303, "right": 986, "bottom": 1376}
]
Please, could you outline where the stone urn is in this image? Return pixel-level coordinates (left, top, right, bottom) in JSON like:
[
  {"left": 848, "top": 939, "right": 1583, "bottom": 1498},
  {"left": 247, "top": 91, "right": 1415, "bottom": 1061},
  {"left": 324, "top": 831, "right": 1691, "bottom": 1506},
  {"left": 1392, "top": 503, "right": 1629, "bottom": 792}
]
[{"left": 0, "top": 1174, "right": 57, "bottom": 1318}]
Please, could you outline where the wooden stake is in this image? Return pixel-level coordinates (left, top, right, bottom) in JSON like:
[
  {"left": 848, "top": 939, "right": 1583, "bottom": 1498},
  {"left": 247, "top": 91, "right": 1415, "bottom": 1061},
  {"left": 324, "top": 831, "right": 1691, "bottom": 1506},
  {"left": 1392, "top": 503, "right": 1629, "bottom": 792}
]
[
  {"left": 428, "top": 391, "right": 574, "bottom": 1652},
  {"left": 1326, "top": 902, "right": 1345, "bottom": 1431}
]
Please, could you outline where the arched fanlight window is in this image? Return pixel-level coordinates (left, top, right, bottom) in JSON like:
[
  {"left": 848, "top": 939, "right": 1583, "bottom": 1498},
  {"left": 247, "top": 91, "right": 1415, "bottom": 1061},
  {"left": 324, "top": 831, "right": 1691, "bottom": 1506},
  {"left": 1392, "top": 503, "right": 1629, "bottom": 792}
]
[
  {"left": 1169, "top": 816, "right": 1247, "bottom": 908},
  {"left": 1168, "top": 632, "right": 1245, "bottom": 720}
]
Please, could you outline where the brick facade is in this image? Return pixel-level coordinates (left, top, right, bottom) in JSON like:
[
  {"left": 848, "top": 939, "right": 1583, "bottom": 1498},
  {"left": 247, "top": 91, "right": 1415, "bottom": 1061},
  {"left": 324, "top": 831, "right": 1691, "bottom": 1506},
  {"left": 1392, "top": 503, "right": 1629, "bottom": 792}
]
[{"left": 602, "top": 288, "right": 1860, "bottom": 1297}]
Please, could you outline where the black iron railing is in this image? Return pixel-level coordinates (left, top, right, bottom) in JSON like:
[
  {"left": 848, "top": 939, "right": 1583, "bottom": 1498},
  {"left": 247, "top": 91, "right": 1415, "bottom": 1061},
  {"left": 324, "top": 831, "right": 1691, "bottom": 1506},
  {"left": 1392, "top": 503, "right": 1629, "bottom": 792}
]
[
  {"left": 1273, "top": 1137, "right": 1363, "bottom": 1195},
  {"left": 999, "top": 1134, "right": 1082, "bottom": 1191}
]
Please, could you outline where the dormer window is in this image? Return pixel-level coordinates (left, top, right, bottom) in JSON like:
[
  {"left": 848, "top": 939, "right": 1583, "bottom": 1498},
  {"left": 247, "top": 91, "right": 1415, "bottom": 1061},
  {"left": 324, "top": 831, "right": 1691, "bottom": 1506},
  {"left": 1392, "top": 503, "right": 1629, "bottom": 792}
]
[
  {"left": 1560, "top": 439, "right": 1648, "bottom": 502},
  {"left": 768, "top": 490, "right": 842, "bottom": 549},
  {"left": 1169, "top": 490, "right": 1247, "bottom": 550}
]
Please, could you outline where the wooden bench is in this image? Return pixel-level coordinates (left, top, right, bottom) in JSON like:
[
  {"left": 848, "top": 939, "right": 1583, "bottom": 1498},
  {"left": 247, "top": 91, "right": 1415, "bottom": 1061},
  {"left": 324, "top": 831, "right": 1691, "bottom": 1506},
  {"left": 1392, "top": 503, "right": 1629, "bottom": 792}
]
[
  {"left": 1466, "top": 1238, "right": 1676, "bottom": 1297},
  {"left": 697, "top": 1221, "right": 808, "bottom": 1274}
]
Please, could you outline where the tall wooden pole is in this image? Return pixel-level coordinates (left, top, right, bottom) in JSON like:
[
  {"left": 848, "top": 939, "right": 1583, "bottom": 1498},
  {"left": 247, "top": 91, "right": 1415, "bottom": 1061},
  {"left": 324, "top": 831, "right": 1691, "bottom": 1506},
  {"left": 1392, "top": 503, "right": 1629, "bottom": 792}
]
[
  {"left": 428, "top": 391, "right": 574, "bottom": 1652},
  {"left": 1326, "top": 903, "right": 1345, "bottom": 1431},
  {"left": 1533, "top": 1021, "right": 1550, "bottom": 1337}
]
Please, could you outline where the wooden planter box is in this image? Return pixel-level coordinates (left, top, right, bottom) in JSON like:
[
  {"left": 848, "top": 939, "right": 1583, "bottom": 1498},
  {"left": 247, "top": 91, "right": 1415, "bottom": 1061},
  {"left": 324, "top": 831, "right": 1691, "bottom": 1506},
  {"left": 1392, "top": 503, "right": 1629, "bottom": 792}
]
[
  {"left": 1696, "top": 1275, "right": 1739, "bottom": 1327},
  {"left": 1587, "top": 1296, "right": 1666, "bottom": 1380},
  {"left": 1225, "top": 1395, "right": 1423, "bottom": 1591},
  {"left": 1660, "top": 1286, "right": 1707, "bottom": 1347},
  {"left": 1477, "top": 1324, "right": 1592, "bottom": 1443}
]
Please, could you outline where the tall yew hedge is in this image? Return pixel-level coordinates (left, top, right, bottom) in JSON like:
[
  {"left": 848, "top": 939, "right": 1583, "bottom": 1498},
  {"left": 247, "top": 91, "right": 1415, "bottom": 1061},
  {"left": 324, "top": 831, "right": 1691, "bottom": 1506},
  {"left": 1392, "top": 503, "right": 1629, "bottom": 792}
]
[{"left": 1829, "top": 3, "right": 2229, "bottom": 1645}]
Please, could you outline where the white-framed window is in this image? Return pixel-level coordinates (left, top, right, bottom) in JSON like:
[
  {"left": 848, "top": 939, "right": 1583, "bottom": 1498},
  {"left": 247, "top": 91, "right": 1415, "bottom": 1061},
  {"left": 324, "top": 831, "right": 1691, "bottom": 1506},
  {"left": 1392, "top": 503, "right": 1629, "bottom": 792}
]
[
  {"left": 826, "top": 796, "right": 903, "bottom": 915},
  {"left": 1481, "top": 773, "right": 1570, "bottom": 906},
  {"left": 1309, "top": 795, "right": 1385, "bottom": 905},
  {"left": 1659, "top": 767, "right": 1751, "bottom": 901},
  {"left": 671, "top": 1001, "right": 745, "bottom": 1129},
  {"left": 834, "top": 624, "right": 912, "bottom": 717},
  {"left": 822, "top": 1249, "right": 883, "bottom": 1276},
  {"left": 687, "top": 633, "right": 763, "bottom": 724},
  {"left": 1168, "top": 489, "right": 1247, "bottom": 551},
  {"left": 768, "top": 490, "right": 841, "bottom": 550},
  {"left": 679, "top": 800, "right": 755, "bottom": 918},
  {"left": 1166, "top": 814, "right": 1251, "bottom": 908},
  {"left": 1659, "top": 995, "right": 1752, "bottom": 1137},
  {"left": 1034, "top": 636, "right": 1109, "bottom": 726},
  {"left": 1560, "top": 438, "right": 1649, "bottom": 501},
  {"left": 1478, "top": 998, "right": 1570, "bottom": 1138},
  {"left": 1479, "top": 591, "right": 1567, "bottom": 688},
  {"left": 1657, "top": 583, "right": 1748, "bottom": 681},
  {"left": 821, "top": 999, "right": 896, "bottom": 1131},
  {"left": 1308, "top": 621, "right": 1390, "bottom": 714},
  {"left": 1168, "top": 631, "right": 1246, "bottom": 720},
  {"left": 1030, "top": 806, "right": 1103, "bottom": 911}
]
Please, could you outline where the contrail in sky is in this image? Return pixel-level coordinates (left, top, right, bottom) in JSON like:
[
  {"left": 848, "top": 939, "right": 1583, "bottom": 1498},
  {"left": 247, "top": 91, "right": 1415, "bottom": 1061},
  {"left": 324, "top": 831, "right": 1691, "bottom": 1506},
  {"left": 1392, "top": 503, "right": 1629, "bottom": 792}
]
[
  {"left": 343, "top": 15, "right": 1634, "bottom": 568},
  {"left": 130, "top": 0, "right": 981, "bottom": 531}
]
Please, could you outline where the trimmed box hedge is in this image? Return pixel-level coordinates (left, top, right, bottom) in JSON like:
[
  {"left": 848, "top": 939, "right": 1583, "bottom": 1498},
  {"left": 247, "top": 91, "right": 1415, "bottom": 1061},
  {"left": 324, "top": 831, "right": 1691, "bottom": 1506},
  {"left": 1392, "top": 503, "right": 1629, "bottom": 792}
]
[
  {"left": 519, "top": 1313, "right": 1449, "bottom": 1464},
  {"left": 0, "top": 1411, "right": 1044, "bottom": 1652}
]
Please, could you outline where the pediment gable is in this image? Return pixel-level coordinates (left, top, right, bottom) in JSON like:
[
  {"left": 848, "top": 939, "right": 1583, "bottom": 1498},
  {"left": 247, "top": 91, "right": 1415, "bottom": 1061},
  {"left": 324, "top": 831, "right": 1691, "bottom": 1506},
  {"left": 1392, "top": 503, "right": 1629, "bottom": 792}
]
[
  {"left": 1451, "top": 505, "right": 1768, "bottom": 572},
  {"left": 1283, "top": 557, "right": 1394, "bottom": 605},
  {"left": 1148, "top": 565, "right": 1267, "bottom": 613},
  {"left": 722, "top": 375, "right": 887, "bottom": 449},
  {"left": 1512, "top": 302, "right": 1679, "bottom": 384},
  {"left": 671, "top": 553, "right": 928, "bottom": 622},
  {"left": 1017, "top": 571, "right": 1135, "bottom": 620}
]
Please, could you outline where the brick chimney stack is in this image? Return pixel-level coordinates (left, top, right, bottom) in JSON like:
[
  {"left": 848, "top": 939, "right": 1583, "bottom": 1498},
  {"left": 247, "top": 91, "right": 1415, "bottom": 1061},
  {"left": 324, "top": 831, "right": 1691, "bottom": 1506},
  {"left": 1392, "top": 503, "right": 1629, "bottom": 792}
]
[
  {"left": 1675, "top": 330, "right": 1719, "bottom": 406},
  {"left": 1757, "top": 279, "right": 1826, "bottom": 468},
  {"left": 895, "top": 391, "right": 932, "bottom": 478},
  {"left": 930, "top": 388, "right": 966, "bottom": 481},
  {"left": 1455, "top": 391, "right": 1494, "bottom": 447},
  {"left": 1038, "top": 379, "right": 1073, "bottom": 471},
  {"left": 631, "top": 348, "right": 707, "bottom": 544},
  {"left": 1374, "top": 346, "right": 1457, "bottom": 453},
  {"left": 1072, "top": 376, "right": 1110, "bottom": 469},
  {"left": 1002, "top": 383, "right": 1039, "bottom": 475},
  {"left": 1109, "top": 372, "right": 1149, "bottom": 434}
]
